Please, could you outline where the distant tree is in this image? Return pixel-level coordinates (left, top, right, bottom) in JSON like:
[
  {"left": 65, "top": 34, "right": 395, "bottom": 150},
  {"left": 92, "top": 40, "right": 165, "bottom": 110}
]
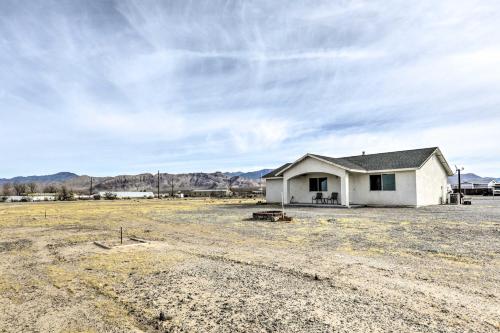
[
  {"left": 13, "top": 183, "right": 27, "bottom": 196},
  {"left": 2, "top": 182, "right": 12, "bottom": 196},
  {"left": 103, "top": 192, "right": 117, "bottom": 200},
  {"left": 43, "top": 185, "right": 59, "bottom": 193},
  {"left": 57, "top": 186, "right": 74, "bottom": 201},
  {"left": 27, "top": 182, "right": 37, "bottom": 194}
]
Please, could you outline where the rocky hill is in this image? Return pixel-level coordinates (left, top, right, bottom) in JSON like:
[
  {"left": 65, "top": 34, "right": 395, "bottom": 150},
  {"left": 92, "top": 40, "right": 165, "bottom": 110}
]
[
  {"left": 224, "top": 169, "right": 273, "bottom": 180},
  {"left": 67, "top": 172, "right": 261, "bottom": 193},
  {"left": 1, "top": 171, "right": 262, "bottom": 194},
  {"left": 0, "top": 172, "right": 78, "bottom": 185},
  {"left": 448, "top": 173, "right": 499, "bottom": 184}
]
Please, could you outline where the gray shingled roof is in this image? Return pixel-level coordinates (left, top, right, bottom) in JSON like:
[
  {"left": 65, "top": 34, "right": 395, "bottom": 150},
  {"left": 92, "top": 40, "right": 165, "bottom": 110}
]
[
  {"left": 312, "top": 147, "right": 439, "bottom": 171},
  {"left": 267, "top": 147, "right": 444, "bottom": 177},
  {"left": 263, "top": 163, "right": 291, "bottom": 178}
]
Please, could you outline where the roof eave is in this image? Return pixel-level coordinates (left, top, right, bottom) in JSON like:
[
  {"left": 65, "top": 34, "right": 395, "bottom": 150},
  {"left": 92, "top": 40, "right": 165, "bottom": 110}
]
[
  {"left": 420, "top": 148, "right": 454, "bottom": 176},
  {"left": 275, "top": 153, "right": 361, "bottom": 176}
]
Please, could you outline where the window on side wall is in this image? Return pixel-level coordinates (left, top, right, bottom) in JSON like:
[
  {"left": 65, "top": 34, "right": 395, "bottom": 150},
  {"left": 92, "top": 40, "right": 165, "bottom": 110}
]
[
  {"left": 370, "top": 175, "right": 382, "bottom": 191},
  {"left": 370, "top": 174, "right": 396, "bottom": 191},
  {"left": 382, "top": 174, "right": 396, "bottom": 191}
]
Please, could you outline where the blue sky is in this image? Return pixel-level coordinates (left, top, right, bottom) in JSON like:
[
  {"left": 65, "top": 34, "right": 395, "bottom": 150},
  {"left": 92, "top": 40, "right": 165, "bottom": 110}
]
[{"left": 1, "top": 0, "right": 499, "bottom": 178}]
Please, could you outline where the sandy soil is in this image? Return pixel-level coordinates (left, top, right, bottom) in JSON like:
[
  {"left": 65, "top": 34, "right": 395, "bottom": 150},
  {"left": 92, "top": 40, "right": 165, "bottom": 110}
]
[{"left": 0, "top": 198, "right": 498, "bottom": 332}]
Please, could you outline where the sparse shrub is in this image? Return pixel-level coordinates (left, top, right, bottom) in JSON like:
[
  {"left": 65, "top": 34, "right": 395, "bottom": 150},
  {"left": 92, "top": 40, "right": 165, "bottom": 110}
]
[
  {"left": 104, "top": 192, "right": 117, "bottom": 200},
  {"left": 20, "top": 196, "right": 31, "bottom": 202},
  {"left": 0, "top": 196, "right": 7, "bottom": 202},
  {"left": 93, "top": 194, "right": 101, "bottom": 200}
]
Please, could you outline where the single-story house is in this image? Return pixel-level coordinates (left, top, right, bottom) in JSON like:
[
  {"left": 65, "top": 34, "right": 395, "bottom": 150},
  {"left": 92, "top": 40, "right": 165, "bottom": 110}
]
[{"left": 264, "top": 147, "right": 453, "bottom": 207}]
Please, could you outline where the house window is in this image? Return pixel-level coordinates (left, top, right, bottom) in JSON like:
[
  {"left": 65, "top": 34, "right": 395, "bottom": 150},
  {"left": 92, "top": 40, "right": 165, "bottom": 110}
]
[
  {"left": 309, "top": 177, "right": 328, "bottom": 192},
  {"left": 370, "top": 174, "right": 396, "bottom": 191},
  {"left": 382, "top": 174, "right": 396, "bottom": 191},
  {"left": 370, "top": 175, "right": 382, "bottom": 191},
  {"left": 309, "top": 178, "right": 318, "bottom": 191}
]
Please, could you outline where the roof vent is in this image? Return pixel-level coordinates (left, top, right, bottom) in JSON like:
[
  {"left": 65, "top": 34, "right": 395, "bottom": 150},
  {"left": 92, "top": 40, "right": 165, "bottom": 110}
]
[{"left": 362, "top": 151, "right": 365, "bottom": 156}]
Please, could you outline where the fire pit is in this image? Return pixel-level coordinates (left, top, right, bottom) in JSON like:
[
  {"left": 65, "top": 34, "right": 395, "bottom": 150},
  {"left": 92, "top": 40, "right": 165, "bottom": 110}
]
[{"left": 252, "top": 211, "right": 292, "bottom": 222}]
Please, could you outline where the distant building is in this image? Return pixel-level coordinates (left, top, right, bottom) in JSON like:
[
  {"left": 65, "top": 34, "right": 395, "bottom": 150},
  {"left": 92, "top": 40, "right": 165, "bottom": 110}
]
[
  {"left": 189, "top": 189, "right": 232, "bottom": 197},
  {"left": 98, "top": 191, "right": 154, "bottom": 199},
  {"left": 451, "top": 180, "right": 497, "bottom": 195}
]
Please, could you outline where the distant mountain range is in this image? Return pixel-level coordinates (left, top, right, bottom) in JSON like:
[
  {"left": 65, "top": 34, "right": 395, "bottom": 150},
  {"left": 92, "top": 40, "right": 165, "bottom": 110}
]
[
  {"left": 224, "top": 169, "right": 273, "bottom": 180},
  {"left": 447, "top": 173, "right": 499, "bottom": 184},
  {"left": 0, "top": 170, "right": 271, "bottom": 193},
  {"left": 0, "top": 172, "right": 78, "bottom": 185}
]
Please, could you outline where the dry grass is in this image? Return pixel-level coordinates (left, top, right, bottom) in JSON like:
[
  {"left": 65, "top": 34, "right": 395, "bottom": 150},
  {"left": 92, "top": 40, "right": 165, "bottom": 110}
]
[{"left": 0, "top": 198, "right": 498, "bottom": 333}]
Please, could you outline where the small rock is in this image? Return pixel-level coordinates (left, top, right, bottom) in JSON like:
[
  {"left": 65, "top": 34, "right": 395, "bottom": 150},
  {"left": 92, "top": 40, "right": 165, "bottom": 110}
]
[{"left": 159, "top": 311, "right": 173, "bottom": 321}]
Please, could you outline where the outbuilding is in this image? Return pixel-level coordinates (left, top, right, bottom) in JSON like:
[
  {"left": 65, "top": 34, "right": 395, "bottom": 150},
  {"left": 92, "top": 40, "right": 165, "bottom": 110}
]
[{"left": 264, "top": 147, "right": 453, "bottom": 207}]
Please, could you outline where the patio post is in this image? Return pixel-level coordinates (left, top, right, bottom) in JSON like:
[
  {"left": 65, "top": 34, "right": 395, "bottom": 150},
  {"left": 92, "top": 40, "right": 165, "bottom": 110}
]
[
  {"left": 283, "top": 177, "right": 288, "bottom": 204},
  {"left": 341, "top": 172, "right": 350, "bottom": 207}
]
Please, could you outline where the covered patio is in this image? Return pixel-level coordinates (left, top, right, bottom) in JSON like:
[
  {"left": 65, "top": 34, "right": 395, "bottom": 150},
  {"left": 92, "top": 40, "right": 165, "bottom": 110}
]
[{"left": 282, "top": 159, "right": 352, "bottom": 207}]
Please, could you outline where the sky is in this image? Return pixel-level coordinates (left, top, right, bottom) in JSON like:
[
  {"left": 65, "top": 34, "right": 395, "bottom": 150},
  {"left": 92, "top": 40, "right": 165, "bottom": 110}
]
[{"left": 1, "top": 0, "right": 499, "bottom": 178}]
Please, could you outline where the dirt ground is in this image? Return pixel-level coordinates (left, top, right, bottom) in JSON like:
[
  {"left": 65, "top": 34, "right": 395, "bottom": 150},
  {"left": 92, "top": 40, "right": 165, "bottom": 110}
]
[{"left": 0, "top": 198, "right": 498, "bottom": 333}]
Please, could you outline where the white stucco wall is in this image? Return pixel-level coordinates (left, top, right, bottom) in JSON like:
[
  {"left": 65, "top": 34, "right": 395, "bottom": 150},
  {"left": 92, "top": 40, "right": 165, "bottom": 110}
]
[
  {"left": 416, "top": 154, "right": 449, "bottom": 206},
  {"left": 287, "top": 173, "right": 341, "bottom": 203},
  {"left": 265, "top": 178, "right": 283, "bottom": 203},
  {"left": 349, "top": 171, "right": 417, "bottom": 206}
]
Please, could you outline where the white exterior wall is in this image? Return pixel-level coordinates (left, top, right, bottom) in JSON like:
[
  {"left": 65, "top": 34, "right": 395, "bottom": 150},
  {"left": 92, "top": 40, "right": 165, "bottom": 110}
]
[
  {"left": 265, "top": 178, "right": 283, "bottom": 203},
  {"left": 287, "top": 173, "right": 341, "bottom": 203},
  {"left": 349, "top": 171, "right": 417, "bottom": 206},
  {"left": 416, "top": 154, "right": 449, "bottom": 206}
]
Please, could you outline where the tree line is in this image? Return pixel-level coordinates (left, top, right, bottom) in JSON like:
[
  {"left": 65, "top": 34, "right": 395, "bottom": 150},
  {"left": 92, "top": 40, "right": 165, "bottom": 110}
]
[{"left": 1, "top": 182, "right": 60, "bottom": 196}]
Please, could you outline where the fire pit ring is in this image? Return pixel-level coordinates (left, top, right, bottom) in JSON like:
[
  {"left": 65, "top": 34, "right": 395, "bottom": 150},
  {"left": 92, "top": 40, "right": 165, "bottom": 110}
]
[{"left": 252, "top": 210, "right": 291, "bottom": 222}]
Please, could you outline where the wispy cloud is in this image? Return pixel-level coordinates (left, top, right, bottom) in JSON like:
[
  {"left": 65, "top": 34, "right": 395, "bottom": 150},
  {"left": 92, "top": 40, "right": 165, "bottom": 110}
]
[{"left": 1, "top": 0, "right": 499, "bottom": 177}]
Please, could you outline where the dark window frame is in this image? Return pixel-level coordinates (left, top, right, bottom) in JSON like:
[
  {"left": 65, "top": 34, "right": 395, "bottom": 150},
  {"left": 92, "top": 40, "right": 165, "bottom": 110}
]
[
  {"left": 309, "top": 178, "right": 318, "bottom": 192},
  {"left": 309, "top": 177, "right": 328, "bottom": 192},
  {"left": 369, "top": 173, "right": 396, "bottom": 191}
]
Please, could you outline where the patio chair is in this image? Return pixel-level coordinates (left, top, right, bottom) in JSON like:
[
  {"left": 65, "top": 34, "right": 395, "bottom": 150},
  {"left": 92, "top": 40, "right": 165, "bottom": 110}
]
[
  {"left": 325, "top": 192, "right": 339, "bottom": 205},
  {"left": 312, "top": 192, "right": 323, "bottom": 204}
]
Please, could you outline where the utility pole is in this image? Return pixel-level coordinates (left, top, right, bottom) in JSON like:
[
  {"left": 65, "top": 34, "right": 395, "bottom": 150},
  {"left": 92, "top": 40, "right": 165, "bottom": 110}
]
[
  {"left": 455, "top": 165, "right": 464, "bottom": 204},
  {"left": 171, "top": 175, "right": 174, "bottom": 197},
  {"left": 90, "top": 177, "right": 93, "bottom": 196},
  {"left": 157, "top": 171, "right": 161, "bottom": 199},
  {"left": 260, "top": 171, "right": 263, "bottom": 192}
]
